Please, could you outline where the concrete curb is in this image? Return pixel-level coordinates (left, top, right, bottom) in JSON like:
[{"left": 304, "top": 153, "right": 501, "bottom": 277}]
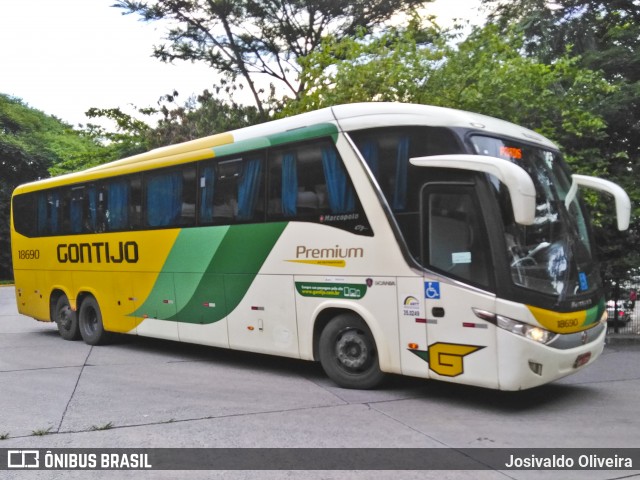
[{"left": 606, "top": 334, "right": 640, "bottom": 345}]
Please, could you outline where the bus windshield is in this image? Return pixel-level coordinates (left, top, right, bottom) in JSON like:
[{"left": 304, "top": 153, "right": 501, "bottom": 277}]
[{"left": 471, "top": 135, "right": 598, "bottom": 299}]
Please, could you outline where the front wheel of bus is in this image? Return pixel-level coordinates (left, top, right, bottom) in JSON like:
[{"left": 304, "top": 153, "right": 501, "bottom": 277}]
[
  {"left": 78, "top": 296, "right": 110, "bottom": 346},
  {"left": 55, "top": 295, "right": 80, "bottom": 341},
  {"left": 319, "top": 314, "right": 385, "bottom": 389}
]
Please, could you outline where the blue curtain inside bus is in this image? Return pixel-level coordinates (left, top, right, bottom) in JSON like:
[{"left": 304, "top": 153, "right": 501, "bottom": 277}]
[
  {"left": 360, "top": 140, "right": 380, "bottom": 178},
  {"left": 70, "top": 192, "right": 83, "bottom": 233},
  {"left": 321, "top": 146, "right": 354, "bottom": 214},
  {"left": 147, "top": 171, "right": 183, "bottom": 227},
  {"left": 281, "top": 152, "right": 298, "bottom": 216},
  {"left": 237, "top": 158, "right": 262, "bottom": 220},
  {"left": 37, "top": 194, "right": 48, "bottom": 234},
  {"left": 199, "top": 166, "right": 216, "bottom": 223},
  {"left": 393, "top": 136, "right": 409, "bottom": 211},
  {"left": 107, "top": 180, "right": 129, "bottom": 230},
  {"left": 87, "top": 186, "right": 97, "bottom": 232}
]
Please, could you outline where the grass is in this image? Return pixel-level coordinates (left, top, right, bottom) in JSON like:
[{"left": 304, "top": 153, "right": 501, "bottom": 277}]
[
  {"left": 0, "top": 280, "right": 14, "bottom": 286},
  {"left": 90, "top": 422, "right": 114, "bottom": 431},
  {"left": 0, "top": 432, "right": 9, "bottom": 440},
  {"left": 31, "top": 426, "right": 53, "bottom": 436}
]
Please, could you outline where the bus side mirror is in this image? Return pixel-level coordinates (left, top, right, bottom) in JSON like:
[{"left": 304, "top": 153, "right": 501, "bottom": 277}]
[
  {"left": 568, "top": 175, "right": 631, "bottom": 231},
  {"left": 410, "top": 154, "right": 536, "bottom": 226}
]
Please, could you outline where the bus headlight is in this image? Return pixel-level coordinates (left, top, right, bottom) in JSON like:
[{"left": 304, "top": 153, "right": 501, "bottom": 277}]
[
  {"left": 472, "top": 308, "right": 558, "bottom": 345},
  {"left": 496, "top": 315, "right": 557, "bottom": 345}
]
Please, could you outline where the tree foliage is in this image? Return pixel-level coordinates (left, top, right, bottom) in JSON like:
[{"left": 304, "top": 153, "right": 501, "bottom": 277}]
[
  {"left": 114, "top": 0, "right": 431, "bottom": 113},
  {"left": 481, "top": 0, "right": 640, "bottom": 290},
  {"left": 148, "top": 90, "right": 264, "bottom": 147},
  {"left": 81, "top": 90, "right": 262, "bottom": 162},
  {"left": 286, "top": 21, "right": 613, "bottom": 168},
  {"left": 284, "top": 18, "right": 636, "bottom": 288},
  {"left": 0, "top": 94, "right": 104, "bottom": 279}
]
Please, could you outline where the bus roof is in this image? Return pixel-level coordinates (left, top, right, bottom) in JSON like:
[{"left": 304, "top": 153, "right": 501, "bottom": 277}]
[{"left": 13, "top": 102, "right": 558, "bottom": 194}]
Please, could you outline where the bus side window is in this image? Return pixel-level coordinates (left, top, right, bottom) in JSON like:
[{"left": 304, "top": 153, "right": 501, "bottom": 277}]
[
  {"left": 12, "top": 193, "right": 38, "bottom": 237},
  {"left": 69, "top": 187, "right": 85, "bottom": 234},
  {"left": 200, "top": 154, "right": 265, "bottom": 225},
  {"left": 103, "top": 176, "right": 141, "bottom": 231},
  {"left": 105, "top": 180, "right": 129, "bottom": 231},
  {"left": 146, "top": 166, "right": 196, "bottom": 228},
  {"left": 37, "top": 191, "right": 61, "bottom": 236},
  {"left": 268, "top": 140, "right": 356, "bottom": 221}
]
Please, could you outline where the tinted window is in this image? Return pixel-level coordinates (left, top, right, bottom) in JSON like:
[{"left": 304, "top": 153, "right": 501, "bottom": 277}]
[
  {"left": 11, "top": 193, "right": 37, "bottom": 237},
  {"left": 198, "top": 154, "right": 265, "bottom": 225},
  {"left": 146, "top": 166, "right": 196, "bottom": 227},
  {"left": 426, "top": 190, "right": 492, "bottom": 289},
  {"left": 267, "top": 140, "right": 371, "bottom": 235},
  {"left": 351, "top": 127, "right": 460, "bottom": 213}
]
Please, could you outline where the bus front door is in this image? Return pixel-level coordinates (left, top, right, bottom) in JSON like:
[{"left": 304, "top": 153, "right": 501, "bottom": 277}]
[{"left": 420, "top": 182, "right": 499, "bottom": 389}]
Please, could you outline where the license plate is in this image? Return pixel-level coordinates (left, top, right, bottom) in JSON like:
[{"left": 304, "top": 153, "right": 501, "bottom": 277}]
[{"left": 573, "top": 352, "right": 591, "bottom": 369}]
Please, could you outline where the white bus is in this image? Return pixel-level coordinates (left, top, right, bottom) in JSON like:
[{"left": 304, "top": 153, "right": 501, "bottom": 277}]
[{"left": 11, "top": 103, "right": 630, "bottom": 390}]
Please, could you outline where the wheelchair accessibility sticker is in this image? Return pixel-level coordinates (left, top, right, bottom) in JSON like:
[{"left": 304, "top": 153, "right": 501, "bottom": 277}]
[{"left": 424, "top": 281, "right": 441, "bottom": 299}]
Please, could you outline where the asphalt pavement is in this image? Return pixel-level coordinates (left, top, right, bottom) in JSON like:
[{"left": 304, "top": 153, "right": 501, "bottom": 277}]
[{"left": 1, "top": 285, "right": 639, "bottom": 480}]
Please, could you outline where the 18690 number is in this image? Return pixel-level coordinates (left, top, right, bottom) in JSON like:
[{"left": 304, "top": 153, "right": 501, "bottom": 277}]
[{"left": 17, "top": 249, "right": 40, "bottom": 260}]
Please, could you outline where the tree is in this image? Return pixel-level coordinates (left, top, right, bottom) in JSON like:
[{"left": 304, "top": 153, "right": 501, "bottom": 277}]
[
  {"left": 481, "top": 0, "right": 640, "bottom": 291},
  {"left": 285, "top": 19, "right": 635, "bottom": 289},
  {"left": 114, "top": 0, "right": 431, "bottom": 114},
  {"left": 83, "top": 89, "right": 263, "bottom": 160},
  {"left": 287, "top": 21, "right": 613, "bottom": 170},
  {"left": 0, "top": 94, "right": 105, "bottom": 279},
  {"left": 148, "top": 90, "right": 264, "bottom": 147}
]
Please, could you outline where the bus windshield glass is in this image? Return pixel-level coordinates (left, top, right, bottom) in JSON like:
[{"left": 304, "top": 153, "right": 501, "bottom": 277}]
[{"left": 471, "top": 135, "right": 597, "bottom": 299}]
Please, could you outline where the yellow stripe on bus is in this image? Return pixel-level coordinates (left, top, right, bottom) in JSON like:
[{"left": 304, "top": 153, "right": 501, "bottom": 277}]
[{"left": 527, "top": 305, "right": 588, "bottom": 333}]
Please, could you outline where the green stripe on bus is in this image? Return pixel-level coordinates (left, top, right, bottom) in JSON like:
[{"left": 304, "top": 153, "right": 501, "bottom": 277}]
[
  {"left": 584, "top": 298, "right": 606, "bottom": 326},
  {"left": 266, "top": 123, "right": 338, "bottom": 146},
  {"left": 212, "top": 137, "right": 270, "bottom": 157},
  {"left": 131, "top": 223, "right": 287, "bottom": 324},
  {"left": 211, "top": 123, "right": 339, "bottom": 158}
]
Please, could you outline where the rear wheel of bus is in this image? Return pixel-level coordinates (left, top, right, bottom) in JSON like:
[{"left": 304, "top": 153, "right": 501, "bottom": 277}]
[
  {"left": 78, "top": 295, "right": 111, "bottom": 345},
  {"left": 319, "top": 313, "right": 385, "bottom": 389},
  {"left": 54, "top": 294, "right": 80, "bottom": 341}
]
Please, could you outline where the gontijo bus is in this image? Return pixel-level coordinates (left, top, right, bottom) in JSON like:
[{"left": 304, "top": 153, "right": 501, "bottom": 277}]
[{"left": 10, "top": 103, "right": 631, "bottom": 390}]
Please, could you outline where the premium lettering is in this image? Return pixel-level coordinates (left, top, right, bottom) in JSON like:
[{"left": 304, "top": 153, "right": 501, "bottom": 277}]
[
  {"left": 295, "top": 245, "right": 363, "bottom": 259},
  {"left": 57, "top": 241, "right": 139, "bottom": 264}
]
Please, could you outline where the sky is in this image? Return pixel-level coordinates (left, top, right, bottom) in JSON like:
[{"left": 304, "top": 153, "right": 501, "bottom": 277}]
[{"left": 0, "top": 0, "right": 485, "bottom": 128}]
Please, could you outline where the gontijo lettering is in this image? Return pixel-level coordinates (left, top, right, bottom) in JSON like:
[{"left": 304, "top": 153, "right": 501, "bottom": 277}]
[{"left": 57, "top": 241, "right": 139, "bottom": 264}]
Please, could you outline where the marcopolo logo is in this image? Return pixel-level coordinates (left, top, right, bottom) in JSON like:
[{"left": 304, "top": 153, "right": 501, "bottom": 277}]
[{"left": 57, "top": 241, "right": 139, "bottom": 264}]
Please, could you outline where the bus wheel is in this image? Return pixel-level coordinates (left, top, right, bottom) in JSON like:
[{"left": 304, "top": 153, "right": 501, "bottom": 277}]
[
  {"left": 78, "top": 296, "right": 110, "bottom": 346},
  {"left": 319, "top": 314, "right": 385, "bottom": 389},
  {"left": 54, "top": 295, "right": 80, "bottom": 341}
]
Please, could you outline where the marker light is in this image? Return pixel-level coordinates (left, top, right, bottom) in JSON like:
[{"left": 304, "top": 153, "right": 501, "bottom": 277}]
[{"left": 599, "top": 310, "right": 608, "bottom": 325}]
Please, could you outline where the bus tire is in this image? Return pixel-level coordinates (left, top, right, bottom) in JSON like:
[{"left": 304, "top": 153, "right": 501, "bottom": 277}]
[
  {"left": 78, "top": 296, "right": 110, "bottom": 346},
  {"left": 54, "top": 295, "right": 80, "bottom": 341},
  {"left": 319, "top": 313, "right": 385, "bottom": 389}
]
